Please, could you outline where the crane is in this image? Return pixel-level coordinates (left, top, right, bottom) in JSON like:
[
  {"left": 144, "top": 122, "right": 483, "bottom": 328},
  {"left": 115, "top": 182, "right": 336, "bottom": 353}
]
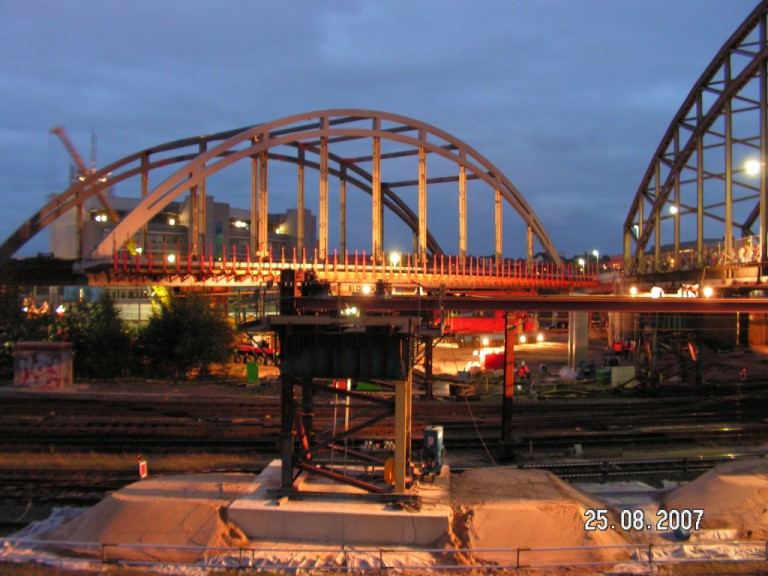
[{"left": 51, "top": 126, "right": 138, "bottom": 255}]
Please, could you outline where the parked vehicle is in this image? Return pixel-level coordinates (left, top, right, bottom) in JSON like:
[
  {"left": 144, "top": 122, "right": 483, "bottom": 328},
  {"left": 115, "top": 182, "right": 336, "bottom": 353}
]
[{"left": 233, "top": 336, "right": 279, "bottom": 365}]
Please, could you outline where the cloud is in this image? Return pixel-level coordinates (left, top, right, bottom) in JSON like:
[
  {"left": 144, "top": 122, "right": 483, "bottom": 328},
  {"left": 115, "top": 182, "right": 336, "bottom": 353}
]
[{"left": 0, "top": 0, "right": 757, "bottom": 257}]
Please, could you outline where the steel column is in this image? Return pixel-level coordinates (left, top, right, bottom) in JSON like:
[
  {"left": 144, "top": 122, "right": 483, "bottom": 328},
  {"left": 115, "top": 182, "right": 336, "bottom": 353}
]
[
  {"left": 297, "top": 147, "right": 305, "bottom": 255},
  {"left": 526, "top": 226, "right": 533, "bottom": 263},
  {"left": 319, "top": 118, "right": 329, "bottom": 261},
  {"left": 654, "top": 161, "right": 661, "bottom": 271},
  {"left": 198, "top": 142, "right": 207, "bottom": 253},
  {"left": 458, "top": 163, "right": 467, "bottom": 260},
  {"left": 494, "top": 188, "right": 503, "bottom": 265},
  {"left": 258, "top": 151, "right": 269, "bottom": 257},
  {"left": 761, "top": 17, "right": 768, "bottom": 264},
  {"left": 724, "top": 58, "right": 734, "bottom": 261},
  {"left": 418, "top": 142, "right": 427, "bottom": 262},
  {"left": 623, "top": 223, "right": 632, "bottom": 271},
  {"left": 638, "top": 194, "right": 645, "bottom": 272},
  {"left": 250, "top": 149, "right": 258, "bottom": 258},
  {"left": 372, "top": 121, "right": 383, "bottom": 263},
  {"left": 697, "top": 97, "right": 705, "bottom": 267},
  {"left": 673, "top": 133, "right": 680, "bottom": 263},
  {"left": 141, "top": 154, "right": 149, "bottom": 254},
  {"left": 339, "top": 163, "right": 347, "bottom": 256}
]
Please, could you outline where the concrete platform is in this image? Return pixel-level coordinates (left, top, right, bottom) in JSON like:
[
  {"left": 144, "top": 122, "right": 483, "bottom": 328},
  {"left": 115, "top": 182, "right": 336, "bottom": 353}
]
[{"left": 227, "top": 461, "right": 451, "bottom": 546}]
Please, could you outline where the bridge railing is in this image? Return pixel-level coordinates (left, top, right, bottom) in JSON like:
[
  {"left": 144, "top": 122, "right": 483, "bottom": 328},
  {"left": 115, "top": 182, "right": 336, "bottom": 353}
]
[
  {"left": 638, "top": 235, "right": 762, "bottom": 274},
  {"left": 110, "top": 245, "right": 597, "bottom": 288}
]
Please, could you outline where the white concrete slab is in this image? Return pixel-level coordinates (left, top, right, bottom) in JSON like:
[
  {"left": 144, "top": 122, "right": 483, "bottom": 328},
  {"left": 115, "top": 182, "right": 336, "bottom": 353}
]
[{"left": 227, "top": 461, "right": 451, "bottom": 546}]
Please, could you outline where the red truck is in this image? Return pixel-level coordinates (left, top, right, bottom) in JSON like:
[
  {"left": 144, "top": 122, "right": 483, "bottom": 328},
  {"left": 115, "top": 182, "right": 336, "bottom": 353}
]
[{"left": 233, "top": 338, "right": 279, "bottom": 365}]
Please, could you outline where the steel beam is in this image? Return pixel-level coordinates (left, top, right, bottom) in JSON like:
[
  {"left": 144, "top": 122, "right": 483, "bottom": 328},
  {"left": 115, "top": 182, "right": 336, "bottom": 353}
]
[
  {"left": 526, "top": 226, "right": 533, "bottom": 262},
  {"left": 697, "top": 96, "right": 705, "bottom": 267},
  {"left": 724, "top": 58, "right": 734, "bottom": 261},
  {"left": 673, "top": 133, "right": 680, "bottom": 262},
  {"left": 418, "top": 143, "right": 427, "bottom": 261},
  {"left": 458, "top": 163, "right": 467, "bottom": 260},
  {"left": 319, "top": 124, "right": 329, "bottom": 261},
  {"left": 372, "top": 124, "right": 383, "bottom": 263},
  {"left": 258, "top": 151, "right": 269, "bottom": 257},
  {"left": 339, "top": 163, "right": 347, "bottom": 256},
  {"left": 297, "top": 294, "right": 768, "bottom": 315},
  {"left": 761, "top": 15, "right": 768, "bottom": 264},
  {"left": 297, "top": 147, "right": 305, "bottom": 255},
  {"left": 250, "top": 148, "right": 258, "bottom": 258},
  {"left": 495, "top": 188, "right": 503, "bottom": 265},
  {"left": 654, "top": 161, "right": 661, "bottom": 271},
  {"left": 141, "top": 154, "right": 149, "bottom": 254}
]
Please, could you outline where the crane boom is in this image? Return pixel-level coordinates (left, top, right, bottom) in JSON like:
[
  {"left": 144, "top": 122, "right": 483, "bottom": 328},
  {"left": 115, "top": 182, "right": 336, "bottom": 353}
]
[
  {"left": 51, "top": 126, "right": 89, "bottom": 175},
  {"left": 51, "top": 126, "right": 121, "bottom": 226}
]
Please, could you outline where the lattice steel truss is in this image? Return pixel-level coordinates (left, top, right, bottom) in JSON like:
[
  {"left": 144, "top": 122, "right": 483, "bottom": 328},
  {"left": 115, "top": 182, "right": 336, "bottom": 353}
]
[{"left": 625, "top": 1, "right": 768, "bottom": 275}]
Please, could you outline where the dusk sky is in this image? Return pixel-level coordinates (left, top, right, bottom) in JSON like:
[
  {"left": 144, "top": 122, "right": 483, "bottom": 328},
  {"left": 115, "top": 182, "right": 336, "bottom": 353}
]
[{"left": 0, "top": 1, "right": 757, "bottom": 259}]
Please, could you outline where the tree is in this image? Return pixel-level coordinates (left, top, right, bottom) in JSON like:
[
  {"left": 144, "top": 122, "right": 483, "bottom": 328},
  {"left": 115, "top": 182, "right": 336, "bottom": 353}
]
[
  {"left": 139, "top": 292, "right": 234, "bottom": 379},
  {"left": 56, "top": 292, "right": 131, "bottom": 378},
  {"left": 0, "top": 287, "right": 55, "bottom": 380}
]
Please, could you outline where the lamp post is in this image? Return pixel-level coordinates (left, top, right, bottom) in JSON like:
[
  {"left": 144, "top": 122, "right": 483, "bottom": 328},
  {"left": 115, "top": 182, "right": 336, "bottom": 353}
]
[
  {"left": 577, "top": 257, "right": 585, "bottom": 275},
  {"left": 592, "top": 249, "right": 599, "bottom": 274}
]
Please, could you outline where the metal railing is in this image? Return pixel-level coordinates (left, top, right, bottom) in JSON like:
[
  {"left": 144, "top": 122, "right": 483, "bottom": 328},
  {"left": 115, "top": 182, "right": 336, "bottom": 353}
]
[{"left": 3, "top": 536, "right": 767, "bottom": 573}]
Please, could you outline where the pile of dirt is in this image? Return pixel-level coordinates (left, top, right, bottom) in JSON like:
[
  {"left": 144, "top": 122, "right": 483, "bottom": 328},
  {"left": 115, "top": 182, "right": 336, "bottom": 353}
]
[
  {"left": 664, "top": 457, "right": 768, "bottom": 539},
  {"left": 45, "top": 473, "right": 253, "bottom": 563},
  {"left": 450, "top": 468, "right": 629, "bottom": 567}
]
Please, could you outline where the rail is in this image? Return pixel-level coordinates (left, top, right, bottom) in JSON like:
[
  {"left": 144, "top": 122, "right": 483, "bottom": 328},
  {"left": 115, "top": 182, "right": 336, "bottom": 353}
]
[{"left": 2, "top": 536, "right": 767, "bottom": 572}]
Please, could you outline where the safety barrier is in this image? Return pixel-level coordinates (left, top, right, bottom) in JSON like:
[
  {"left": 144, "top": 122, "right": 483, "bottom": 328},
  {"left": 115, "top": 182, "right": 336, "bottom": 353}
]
[{"left": 3, "top": 536, "right": 767, "bottom": 573}]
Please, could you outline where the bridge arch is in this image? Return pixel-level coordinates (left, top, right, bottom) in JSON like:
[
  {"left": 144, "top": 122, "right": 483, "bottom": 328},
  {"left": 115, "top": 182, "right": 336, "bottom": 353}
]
[
  {"left": 2, "top": 109, "right": 560, "bottom": 265},
  {"left": 624, "top": 1, "right": 768, "bottom": 275}
]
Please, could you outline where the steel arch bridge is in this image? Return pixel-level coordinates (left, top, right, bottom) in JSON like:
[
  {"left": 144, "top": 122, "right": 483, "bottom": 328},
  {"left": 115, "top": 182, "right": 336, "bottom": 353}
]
[
  {"left": 1, "top": 110, "right": 562, "bottom": 275},
  {"left": 624, "top": 0, "right": 768, "bottom": 278}
]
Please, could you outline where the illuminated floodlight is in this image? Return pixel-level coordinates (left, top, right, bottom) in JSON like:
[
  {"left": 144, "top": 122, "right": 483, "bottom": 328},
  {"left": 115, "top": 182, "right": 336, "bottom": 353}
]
[
  {"left": 536, "top": 332, "right": 545, "bottom": 343},
  {"left": 629, "top": 285, "right": 638, "bottom": 296},
  {"left": 341, "top": 305, "right": 359, "bottom": 317},
  {"left": 745, "top": 159, "right": 761, "bottom": 177},
  {"left": 702, "top": 286, "right": 714, "bottom": 299},
  {"left": 167, "top": 254, "right": 176, "bottom": 264},
  {"left": 361, "top": 284, "right": 372, "bottom": 296},
  {"left": 650, "top": 286, "right": 664, "bottom": 299},
  {"left": 135, "top": 247, "right": 144, "bottom": 255},
  {"left": 481, "top": 337, "right": 490, "bottom": 347},
  {"left": 518, "top": 334, "right": 527, "bottom": 344},
  {"left": 669, "top": 205, "right": 679, "bottom": 215},
  {"left": 577, "top": 258, "right": 585, "bottom": 268},
  {"left": 55, "top": 304, "right": 66, "bottom": 315},
  {"left": 167, "top": 216, "right": 176, "bottom": 226},
  {"left": 389, "top": 251, "right": 401, "bottom": 266}
]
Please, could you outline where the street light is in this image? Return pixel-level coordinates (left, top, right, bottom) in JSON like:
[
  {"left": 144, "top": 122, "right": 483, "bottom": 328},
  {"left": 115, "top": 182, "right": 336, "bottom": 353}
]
[
  {"left": 592, "top": 249, "right": 599, "bottom": 273},
  {"left": 745, "top": 159, "right": 761, "bottom": 177},
  {"left": 577, "top": 257, "right": 585, "bottom": 272},
  {"left": 389, "top": 251, "right": 401, "bottom": 267}
]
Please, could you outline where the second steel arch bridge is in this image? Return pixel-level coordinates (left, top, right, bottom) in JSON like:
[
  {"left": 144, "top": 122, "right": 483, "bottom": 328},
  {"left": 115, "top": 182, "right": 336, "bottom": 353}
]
[{"left": 624, "top": 0, "right": 768, "bottom": 284}]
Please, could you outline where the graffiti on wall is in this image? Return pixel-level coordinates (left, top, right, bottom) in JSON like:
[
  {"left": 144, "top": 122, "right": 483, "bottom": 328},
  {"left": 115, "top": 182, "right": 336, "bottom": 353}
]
[{"left": 14, "top": 343, "right": 73, "bottom": 389}]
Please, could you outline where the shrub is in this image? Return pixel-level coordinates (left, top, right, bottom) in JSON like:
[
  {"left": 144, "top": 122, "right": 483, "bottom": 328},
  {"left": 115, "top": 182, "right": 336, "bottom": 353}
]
[{"left": 138, "top": 292, "right": 233, "bottom": 379}]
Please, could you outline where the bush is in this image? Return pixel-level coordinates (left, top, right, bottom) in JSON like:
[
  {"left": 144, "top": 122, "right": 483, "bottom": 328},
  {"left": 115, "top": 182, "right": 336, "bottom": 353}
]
[
  {"left": 138, "top": 292, "right": 234, "bottom": 379},
  {"left": 55, "top": 292, "right": 131, "bottom": 378}
]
